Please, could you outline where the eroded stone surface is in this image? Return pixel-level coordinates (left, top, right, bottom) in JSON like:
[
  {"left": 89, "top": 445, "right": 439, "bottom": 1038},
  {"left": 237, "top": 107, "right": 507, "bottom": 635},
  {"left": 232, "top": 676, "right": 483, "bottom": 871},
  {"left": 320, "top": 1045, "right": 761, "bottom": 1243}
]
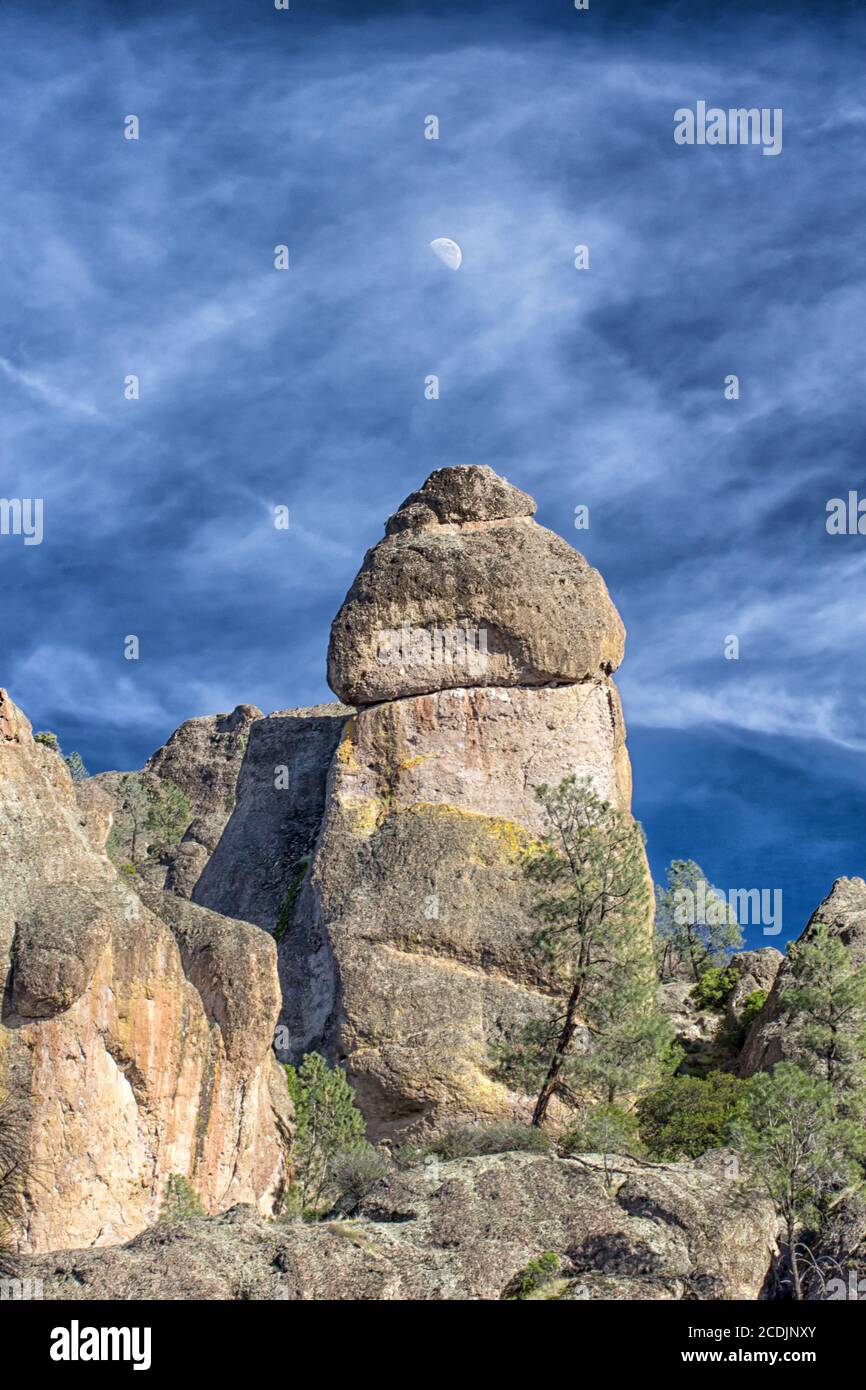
[
  {"left": 384, "top": 464, "right": 536, "bottom": 534},
  {"left": 0, "top": 688, "right": 290, "bottom": 1254},
  {"left": 328, "top": 466, "right": 625, "bottom": 705},
  {"left": 19, "top": 1150, "right": 778, "bottom": 1302},
  {"left": 193, "top": 704, "right": 350, "bottom": 929},
  {"left": 279, "top": 682, "right": 647, "bottom": 1138}
]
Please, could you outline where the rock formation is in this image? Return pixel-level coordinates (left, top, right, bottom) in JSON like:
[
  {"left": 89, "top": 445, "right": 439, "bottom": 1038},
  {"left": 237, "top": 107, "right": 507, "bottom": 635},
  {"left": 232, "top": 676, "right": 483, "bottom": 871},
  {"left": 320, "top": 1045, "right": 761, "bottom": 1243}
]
[
  {"left": 279, "top": 465, "right": 651, "bottom": 1138},
  {"left": 328, "top": 466, "right": 625, "bottom": 705},
  {"left": 94, "top": 703, "right": 262, "bottom": 896},
  {"left": 19, "top": 1150, "right": 778, "bottom": 1301},
  {"left": 193, "top": 704, "right": 350, "bottom": 930},
  {"left": 658, "top": 947, "right": 783, "bottom": 1075},
  {"left": 0, "top": 689, "right": 290, "bottom": 1254},
  {"left": 740, "top": 877, "right": 866, "bottom": 1077}
]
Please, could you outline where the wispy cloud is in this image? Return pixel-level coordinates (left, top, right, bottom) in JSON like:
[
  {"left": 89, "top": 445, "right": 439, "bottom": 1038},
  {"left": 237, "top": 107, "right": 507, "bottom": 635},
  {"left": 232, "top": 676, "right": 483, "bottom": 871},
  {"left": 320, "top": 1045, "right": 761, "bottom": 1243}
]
[{"left": 0, "top": 0, "right": 863, "bottom": 935}]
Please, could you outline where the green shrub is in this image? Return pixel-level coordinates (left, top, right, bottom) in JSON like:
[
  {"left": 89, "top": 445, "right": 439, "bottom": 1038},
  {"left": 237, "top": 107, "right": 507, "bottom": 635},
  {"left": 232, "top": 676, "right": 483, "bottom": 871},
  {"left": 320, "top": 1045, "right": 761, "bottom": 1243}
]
[
  {"left": 421, "top": 1121, "right": 551, "bottom": 1162},
  {"left": 561, "top": 1103, "right": 642, "bottom": 1158},
  {"left": 329, "top": 1147, "right": 390, "bottom": 1205},
  {"left": 637, "top": 1070, "right": 751, "bottom": 1160},
  {"left": 144, "top": 779, "right": 191, "bottom": 854},
  {"left": 504, "top": 1251, "right": 560, "bottom": 1300},
  {"left": 740, "top": 989, "right": 768, "bottom": 1029},
  {"left": 274, "top": 859, "right": 309, "bottom": 944},
  {"left": 34, "top": 730, "right": 59, "bottom": 751},
  {"left": 693, "top": 965, "right": 738, "bottom": 1011},
  {"left": 159, "top": 1174, "right": 204, "bottom": 1222}
]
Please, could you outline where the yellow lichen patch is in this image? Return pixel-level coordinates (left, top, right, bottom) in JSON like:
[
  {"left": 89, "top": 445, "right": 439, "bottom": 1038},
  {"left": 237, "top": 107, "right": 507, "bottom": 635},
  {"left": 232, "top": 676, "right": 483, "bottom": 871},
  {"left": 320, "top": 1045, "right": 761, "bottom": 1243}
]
[
  {"left": 397, "top": 754, "right": 433, "bottom": 772},
  {"left": 322, "top": 1221, "right": 385, "bottom": 1257},
  {"left": 340, "top": 796, "right": 385, "bottom": 837},
  {"left": 335, "top": 718, "right": 360, "bottom": 770},
  {"left": 402, "top": 802, "right": 535, "bottom": 861}
]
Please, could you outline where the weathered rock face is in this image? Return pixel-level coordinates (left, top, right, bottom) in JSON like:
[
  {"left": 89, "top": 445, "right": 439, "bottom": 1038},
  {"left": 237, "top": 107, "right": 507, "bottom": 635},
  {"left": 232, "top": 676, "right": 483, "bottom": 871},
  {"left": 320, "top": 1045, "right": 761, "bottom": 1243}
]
[
  {"left": 0, "top": 689, "right": 290, "bottom": 1254},
  {"left": 328, "top": 465, "right": 625, "bottom": 706},
  {"left": 282, "top": 466, "right": 649, "bottom": 1138},
  {"left": 657, "top": 981, "right": 726, "bottom": 1070},
  {"left": 385, "top": 464, "right": 536, "bottom": 534},
  {"left": 94, "top": 703, "right": 261, "bottom": 896},
  {"left": 20, "top": 1151, "right": 778, "bottom": 1301},
  {"left": 806, "top": 1195, "right": 866, "bottom": 1301},
  {"left": 657, "top": 948, "right": 783, "bottom": 1076},
  {"left": 740, "top": 878, "right": 866, "bottom": 1077},
  {"left": 724, "top": 948, "right": 783, "bottom": 1037},
  {"left": 194, "top": 704, "right": 350, "bottom": 930}
]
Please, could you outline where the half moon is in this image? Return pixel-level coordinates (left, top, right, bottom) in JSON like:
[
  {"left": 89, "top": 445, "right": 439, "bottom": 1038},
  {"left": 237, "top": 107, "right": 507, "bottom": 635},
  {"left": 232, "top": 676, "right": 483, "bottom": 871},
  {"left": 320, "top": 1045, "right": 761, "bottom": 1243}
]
[{"left": 430, "top": 237, "right": 463, "bottom": 270}]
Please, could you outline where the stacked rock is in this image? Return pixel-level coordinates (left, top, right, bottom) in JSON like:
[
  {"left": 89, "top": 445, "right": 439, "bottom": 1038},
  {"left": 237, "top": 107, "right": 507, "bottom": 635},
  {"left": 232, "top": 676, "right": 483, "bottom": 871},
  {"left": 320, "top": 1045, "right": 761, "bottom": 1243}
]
[{"left": 281, "top": 465, "right": 650, "bottom": 1138}]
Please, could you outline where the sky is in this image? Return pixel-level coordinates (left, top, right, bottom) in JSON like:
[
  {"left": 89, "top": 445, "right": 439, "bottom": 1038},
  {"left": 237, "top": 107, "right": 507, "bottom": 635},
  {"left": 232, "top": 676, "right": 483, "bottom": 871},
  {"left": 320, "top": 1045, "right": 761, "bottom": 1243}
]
[{"left": 1, "top": 0, "right": 864, "bottom": 947}]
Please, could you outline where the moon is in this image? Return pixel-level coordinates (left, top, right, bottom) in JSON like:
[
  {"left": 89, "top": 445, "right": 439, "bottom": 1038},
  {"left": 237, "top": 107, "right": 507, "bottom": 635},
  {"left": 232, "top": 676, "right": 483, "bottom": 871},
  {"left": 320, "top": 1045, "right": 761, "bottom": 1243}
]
[{"left": 430, "top": 237, "right": 463, "bottom": 270}]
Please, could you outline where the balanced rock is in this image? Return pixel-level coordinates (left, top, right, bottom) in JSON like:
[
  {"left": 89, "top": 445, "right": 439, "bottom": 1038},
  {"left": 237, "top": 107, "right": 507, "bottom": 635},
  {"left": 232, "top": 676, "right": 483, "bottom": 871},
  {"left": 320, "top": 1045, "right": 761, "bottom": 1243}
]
[
  {"left": 281, "top": 466, "right": 649, "bottom": 1137},
  {"left": 327, "top": 465, "right": 625, "bottom": 705}
]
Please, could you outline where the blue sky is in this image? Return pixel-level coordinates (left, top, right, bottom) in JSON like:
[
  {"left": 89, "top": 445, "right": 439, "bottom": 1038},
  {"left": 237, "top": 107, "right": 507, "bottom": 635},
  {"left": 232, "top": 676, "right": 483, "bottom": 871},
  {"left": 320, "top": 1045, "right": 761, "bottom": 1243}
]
[{"left": 1, "top": 0, "right": 864, "bottom": 946}]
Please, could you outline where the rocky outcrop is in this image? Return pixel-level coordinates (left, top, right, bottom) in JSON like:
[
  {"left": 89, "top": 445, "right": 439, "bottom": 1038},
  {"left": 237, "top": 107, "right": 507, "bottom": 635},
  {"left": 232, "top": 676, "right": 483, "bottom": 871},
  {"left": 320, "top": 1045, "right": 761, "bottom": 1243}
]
[
  {"left": 280, "top": 466, "right": 651, "bottom": 1138},
  {"left": 20, "top": 1150, "right": 778, "bottom": 1301},
  {"left": 658, "top": 948, "right": 784, "bottom": 1076},
  {"left": 0, "top": 689, "right": 290, "bottom": 1254},
  {"left": 328, "top": 466, "right": 625, "bottom": 706},
  {"left": 724, "top": 948, "right": 783, "bottom": 1037},
  {"left": 94, "top": 703, "right": 261, "bottom": 895},
  {"left": 740, "top": 878, "right": 866, "bottom": 1077},
  {"left": 193, "top": 705, "right": 350, "bottom": 930},
  {"left": 657, "top": 981, "right": 726, "bottom": 1071}
]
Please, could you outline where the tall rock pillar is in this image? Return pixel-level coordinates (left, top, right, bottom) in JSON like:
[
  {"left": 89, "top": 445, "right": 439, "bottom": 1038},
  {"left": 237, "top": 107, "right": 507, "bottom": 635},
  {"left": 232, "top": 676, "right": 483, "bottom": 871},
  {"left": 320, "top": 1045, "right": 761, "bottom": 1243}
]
[{"left": 280, "top": 466, "right": 649, "bottom": 1139}]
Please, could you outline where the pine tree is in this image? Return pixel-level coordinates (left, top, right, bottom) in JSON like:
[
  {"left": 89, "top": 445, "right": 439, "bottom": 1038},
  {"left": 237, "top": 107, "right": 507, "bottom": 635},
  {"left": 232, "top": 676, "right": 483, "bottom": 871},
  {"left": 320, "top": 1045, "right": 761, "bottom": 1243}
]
[
  {"left": 283, "top": 1053, "right": 369, "bottom": 1214},
  {"left": 144, "top": 779, "right": 191, "bottom": 854},
  {"left": 64, "top": 750, "right": 89, "bottom": 782},
  {"left": 654, "top": 859, "right": 742, "bottom": 983},
  {"left": 115, "top": 773, "right": 151, "bottom": 863},
  {"left": 497, "top": 776, "right": 669, "bottom": 1127},
  {"left": 733, "top": 1064, "right": 864, "bottom": 1300},
  {"left": 776, "top": 922, "right": 866, "bottom": 1100}
]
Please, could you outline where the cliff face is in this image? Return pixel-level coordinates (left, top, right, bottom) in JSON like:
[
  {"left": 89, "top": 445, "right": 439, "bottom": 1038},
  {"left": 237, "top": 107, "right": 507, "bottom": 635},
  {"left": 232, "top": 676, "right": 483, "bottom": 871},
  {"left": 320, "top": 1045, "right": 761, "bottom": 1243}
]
[
  {"left": 279, "top": 465, "right": 652, "bottom": 1138},
  {"left": 0, "top": 689, "right": 290, "bottom": 1254},
  {"left": 193, "top": 705, "right": 350, "bottom": 930}
]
